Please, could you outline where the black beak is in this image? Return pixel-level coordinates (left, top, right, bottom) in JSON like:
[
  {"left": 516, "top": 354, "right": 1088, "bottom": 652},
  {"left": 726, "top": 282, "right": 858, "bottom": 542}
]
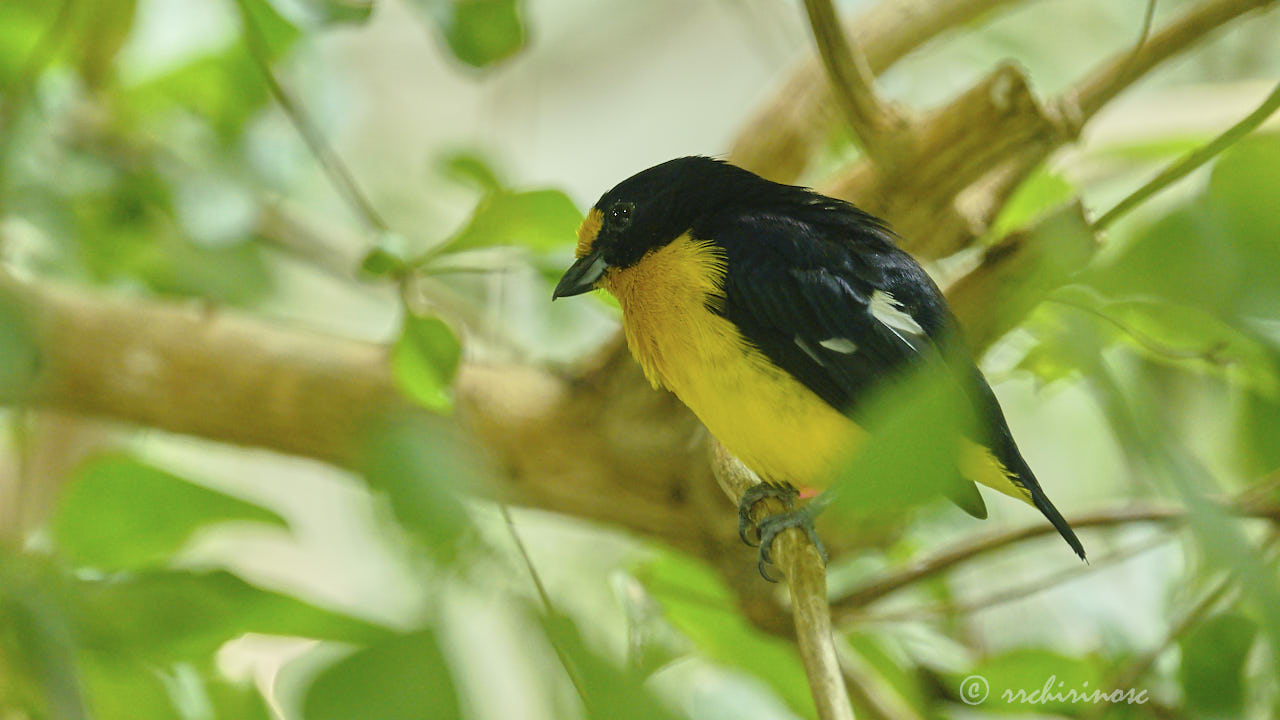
[{"left": 552, "top": 250, "right": 609, "bottom": 300}]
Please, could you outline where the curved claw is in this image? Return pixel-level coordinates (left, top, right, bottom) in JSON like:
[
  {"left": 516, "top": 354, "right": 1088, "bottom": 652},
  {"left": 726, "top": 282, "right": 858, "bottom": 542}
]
[
  {"left": 755, "top": 505, "right": 829, "bottom": 574},
  {"left": 736, "top": 483, "right": 798, "bottom": 549},
  {"left": 758, "top": 557, "right": 783, "bottom": 583}
]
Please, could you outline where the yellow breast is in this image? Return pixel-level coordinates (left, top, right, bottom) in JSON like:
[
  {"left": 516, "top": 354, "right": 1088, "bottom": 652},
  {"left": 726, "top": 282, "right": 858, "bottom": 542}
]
[{"left": 602, "top": 235, "right": 861, "bottom": 487}]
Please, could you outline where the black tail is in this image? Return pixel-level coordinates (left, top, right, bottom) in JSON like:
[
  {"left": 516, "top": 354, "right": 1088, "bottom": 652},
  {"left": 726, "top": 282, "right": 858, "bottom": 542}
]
[{"left": 998, "top": 435, "right": 1087, "bottom": 561}]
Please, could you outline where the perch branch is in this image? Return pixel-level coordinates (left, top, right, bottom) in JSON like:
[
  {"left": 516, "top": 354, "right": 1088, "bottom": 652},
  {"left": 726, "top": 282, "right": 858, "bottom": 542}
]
[{"left": 710, "top": 441, "right": 855, "bottom": 720}]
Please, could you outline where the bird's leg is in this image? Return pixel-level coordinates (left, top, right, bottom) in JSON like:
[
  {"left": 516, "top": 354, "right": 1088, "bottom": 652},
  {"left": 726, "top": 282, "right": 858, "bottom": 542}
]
[
  {"left": 737, "top": 482, "right": 799, "bottom": 546},
  {"left": 755, "top": 490, "right": 836, "bottom": 582}
]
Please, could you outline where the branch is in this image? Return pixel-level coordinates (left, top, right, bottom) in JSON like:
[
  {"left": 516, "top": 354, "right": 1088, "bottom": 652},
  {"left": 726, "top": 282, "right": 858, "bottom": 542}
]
[
  {"left": 800, "top": 0, "right": 911, "bottom": 168},
  {"left": 728, "top": 0, "right": 1032, "bottom": 182},
  {"left": 1093, "top": 77, "right": 1280, "bottom": 230},
  {"left": 829, "top": 501, "right": 1280, "bottom": 617},
  {"left": 710, "top": 442, "right": 855, "bottom": 720},
  {"left": 820, "top": 0, "right": 1276, "bottom": 259}
]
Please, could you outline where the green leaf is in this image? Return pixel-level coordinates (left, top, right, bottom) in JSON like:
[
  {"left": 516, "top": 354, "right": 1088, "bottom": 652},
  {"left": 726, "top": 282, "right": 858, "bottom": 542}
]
[
  {"left": 541, "top": 612, "right": 683, "bottom": 720},
  {"left": 827, "top": 358, "right": 979, "bottom": 521},
  {"left": 411, "top": 0, "right": 526, "bottom": 69},
  {"left": 1050, "top": 288, "right": 1278, "bottom": 395},
  {"left": 67, "top": 569, "right": 393, "bottom": 664},
  {"left": 357, "top": 412, "right": 483, "bottom": 563},
  {"left": 441, "top": 188, "right": 581, "bottom": 254},
  {"left": 302, "top": 630, "right": 460, "bottom": 720},
  {"left": 438, "top": 150, "right": 504, "bottom": 191},
  {"left": 391, "top": 314, "right": 462, "bottom": 412},
  {"left": 1089, "top": 134, "right": 1280, "bottom": 323},
  {"left": 0, "top": 555, "right": 89, "bottom": 720},
  {"left": 633, "top": 550, "right": 816, "bottom": 719},
  {"left": 1179, "top": 612, "right": 1258, "bottom": 718},
  {"left": 51, "top": 453, "right": 287, "bottom": 571},
  {"left": 298, "top": 0, "right": 375, "bottom": 24},
  {"left": 988, "top": 167, "right": 1076, "bottom": 239}
]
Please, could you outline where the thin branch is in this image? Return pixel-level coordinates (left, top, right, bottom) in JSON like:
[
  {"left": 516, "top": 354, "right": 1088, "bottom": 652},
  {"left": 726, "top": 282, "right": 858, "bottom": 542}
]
[
  {"left": 232, "top": 0, "right": 390, "bottom": 233},
  {"left": 1093, "top": 78, "right": 1280, "bottom": 231},
  {"left": 500, "top": 504, "right": 590, "bottom": 707},
  {"left": 850, "top": 530, "right": 1175, "bottom": 624},
  {"left": 710, "top": 441, "right": 855, "bottom": 720},
  {"left": 800, "top": 0, "right": 909, "bottom": 168},
  {"left": 1068, "top": 0, "right": 1276, "bottom": 121},
  {"left": 829, "top": 502, "right": 1280, "bottom": 614}
]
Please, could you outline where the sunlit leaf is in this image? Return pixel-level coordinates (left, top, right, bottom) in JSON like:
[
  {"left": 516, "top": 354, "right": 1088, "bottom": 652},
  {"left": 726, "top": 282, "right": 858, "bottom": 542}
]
[
  {"left": 52, "top": 454, "right": 287, "bottom": 571},
  {"left": 844, "top": 632, "right": 927, "bottom": 718},
  {"left": 1179, "top": 612, "right": 1257, "bottom": 718},
  {"left": 357, "top": 412, "right": 483, "bottom": 563},
  {"left": 390, "top": 314, "right": 462, "bottom": 412},
  {"left": 634, "top": 549, "right": 816, "bottom": 719},
  {"left": 67, "top": 570, "right": 392, "bottom": 663},
  {"left": 410, "top": 0, "right": 526, "bottom": 69},
  {"left": 303, "top": 630, "right": 460, "bottom": 720},
  {"left": 441, "top": 188, "right": 581, "bottom": 254}
]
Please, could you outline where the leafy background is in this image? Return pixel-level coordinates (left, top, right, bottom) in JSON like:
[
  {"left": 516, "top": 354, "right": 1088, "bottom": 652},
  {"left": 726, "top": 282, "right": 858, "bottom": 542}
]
[{"left": 1, "top": 0, "right": 1280, "bottom": 718}]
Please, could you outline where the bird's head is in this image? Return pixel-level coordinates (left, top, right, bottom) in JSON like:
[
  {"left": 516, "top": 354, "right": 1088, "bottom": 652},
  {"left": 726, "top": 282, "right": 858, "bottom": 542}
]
[{"left": 552, "top": 156, "right": 761, "bottom": 299}]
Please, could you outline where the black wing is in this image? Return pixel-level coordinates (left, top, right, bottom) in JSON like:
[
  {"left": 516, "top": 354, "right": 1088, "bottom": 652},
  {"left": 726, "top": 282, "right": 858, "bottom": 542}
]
[
  {"left": 704, "top": 205, "right": 1086, "bottom": 558},
  {"left": 709, "top": 208, "right": 954, "bottom": 417}
]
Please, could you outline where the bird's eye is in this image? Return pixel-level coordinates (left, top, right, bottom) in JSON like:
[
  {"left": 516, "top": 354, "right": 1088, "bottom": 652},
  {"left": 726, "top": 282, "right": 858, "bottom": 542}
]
[{"left": 609, "top": 201, "right": 635, "bottom": 229}]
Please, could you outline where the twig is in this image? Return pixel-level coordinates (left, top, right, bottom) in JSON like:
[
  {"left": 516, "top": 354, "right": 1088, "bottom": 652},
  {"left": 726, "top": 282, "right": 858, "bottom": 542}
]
[
  {"left": 499, "top": 504, "right": 590, "bottom": 706},
  {"left": 850, "top": 530, "right": 1174, "bottom": 624},
  {"left": 1068, "top": 0, "right": 1276, "bottom": 121},
  {"left": 1092, "top": 77, "right": 1280, "bottom": 231},
  {"left": 232, "top": 0, "right": 390, "bottom": 233},
  {"left": 800, "top": 0, "right": 910, "bottom": 168},
  {"left": 710, "top": 441, "right": 856, "bottom": 720},
  {"left": 829, "top": 502, "right": 1280, "bottom": 613},
  {"left": 837, "top": 642, "right": 926, "bottom": 720}
]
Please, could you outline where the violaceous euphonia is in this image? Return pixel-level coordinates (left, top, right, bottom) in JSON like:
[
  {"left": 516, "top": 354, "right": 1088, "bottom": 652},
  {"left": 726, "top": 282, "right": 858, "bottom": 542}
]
[{"left": 553, "top": 157, "right": 1084, "bottom": 576}]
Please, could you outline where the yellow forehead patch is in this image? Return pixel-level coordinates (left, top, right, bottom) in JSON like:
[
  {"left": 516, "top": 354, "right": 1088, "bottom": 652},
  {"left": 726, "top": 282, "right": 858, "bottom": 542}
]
[{"left": 575, "top": 208, "right": 603, "bottom": 258}]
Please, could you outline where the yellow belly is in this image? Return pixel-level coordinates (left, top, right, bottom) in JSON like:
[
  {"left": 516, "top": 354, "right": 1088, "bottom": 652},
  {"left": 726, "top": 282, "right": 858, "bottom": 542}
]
[{"left": 604, "top": 235, "right": 861, "bottom": 487}]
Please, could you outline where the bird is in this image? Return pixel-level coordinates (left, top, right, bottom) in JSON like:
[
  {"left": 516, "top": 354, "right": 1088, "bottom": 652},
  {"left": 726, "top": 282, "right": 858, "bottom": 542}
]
[{"left": 553, "top": 156, "right": 1084, "bottom": 577}]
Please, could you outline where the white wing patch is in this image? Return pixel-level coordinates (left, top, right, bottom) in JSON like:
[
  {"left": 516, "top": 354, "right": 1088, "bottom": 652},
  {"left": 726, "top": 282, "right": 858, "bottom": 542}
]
[
  {"left": 794, "top": 336, "right": 825, "bottom": 365},
  {"left": 869, "top": 290, "right": 925, "bottom": 340},
  {"left": 818, "top": 337, "right": 858, "bottom": 354}
]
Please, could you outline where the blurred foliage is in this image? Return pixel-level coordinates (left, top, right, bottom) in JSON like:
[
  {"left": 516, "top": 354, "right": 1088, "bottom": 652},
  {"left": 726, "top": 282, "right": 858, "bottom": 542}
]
[{"left": 1, "top": 0, "right": 1280, "bottom": 718}]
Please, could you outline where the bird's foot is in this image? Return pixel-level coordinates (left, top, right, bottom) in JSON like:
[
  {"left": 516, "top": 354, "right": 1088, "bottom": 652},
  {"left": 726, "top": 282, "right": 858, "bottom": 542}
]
[
  {"left": 755, "top": 504, "right": 828, "bottom": 582},
  {"left": 737, "top": 482, "right": 799, "bottom": 546}
]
